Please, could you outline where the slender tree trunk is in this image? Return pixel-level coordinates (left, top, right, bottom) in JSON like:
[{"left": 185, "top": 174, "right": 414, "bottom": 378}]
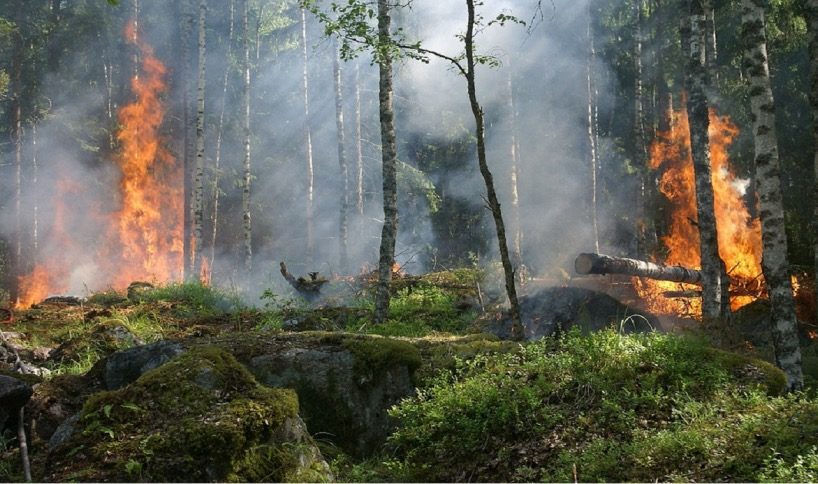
[
  {"left": 181, "top": 0, "right": 195, "bottom": 281},
  {"left": 373, "top": 0, "right": 399, "bottom": 325},
  {"left": 132, "top": 0, "right": 140, "bottom": 78},
  {"left": 703, "top": 0, "right": 718, "bottom": 83},
  {"left": 242, "top": 0, "right": 253, "bottom": 272},
  {"left": 191, "top": 0, "right": 207, "bottom": 279},
  {"left": 334, "top": 43, "right": 350, "bottom": 273},
  {"left": 587, "top": 1, "right": 600, "bottom": 254},
  {"left": 633, "top": 0, "right": 653, "bottom": 257},
  {"left": 209, "top": 0, "right": 235, "bottom": 281},
  {"left": 507, "top": 69, "right": 524, "bottom": 276},
  {"left": 355, "top": 61, "right": 364, "bottom": 218},
  {"left": 465, "top": 0, "right": 523, "bottom": 340},
  {"left": 808, "top": 0, "right": 818, "bottom": 342},
  {"left": 31, "top": 123, "right": 37, "bottom": 255},
  {"left": 12, "top": 31, "right": 23, "bottom": 302},
  {"left": 301, "top": 7, "right": 316, "bottom": 267},
  {"left": 685, "top": 0, "right": 730, "bottom": 321},
  {"left": 741, "top": 0, "right": 803, "bottom": 391}
]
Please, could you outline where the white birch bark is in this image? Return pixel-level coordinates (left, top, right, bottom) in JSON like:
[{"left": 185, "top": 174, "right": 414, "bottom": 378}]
[{"left": 741, "top": 0, "right": 804, "bottom": 391}]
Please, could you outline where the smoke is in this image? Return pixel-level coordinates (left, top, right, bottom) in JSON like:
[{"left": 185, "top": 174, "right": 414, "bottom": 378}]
[{"left": 1, "top": 0, "right": 624, "bottom": 304}]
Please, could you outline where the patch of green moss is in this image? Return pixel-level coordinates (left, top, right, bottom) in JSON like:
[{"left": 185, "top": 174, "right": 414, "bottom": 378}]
[
  {"left": 47, "top": 346, "right": 321, "bottom": 482},
  {"left": 706, "top": 347, "right": 787, "bottom": 395},
  {"left": 340, "top": 335, "right": 422, "bottom": 384},
  {"left": 410, "top": 333, "right": 521, "bottom": 384}
]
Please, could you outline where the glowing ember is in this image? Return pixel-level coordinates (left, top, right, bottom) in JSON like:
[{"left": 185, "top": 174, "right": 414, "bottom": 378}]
[
  {"left": 14, "top": 22, "right": 182, "bottom": 308},
  {"left": 637, "top": 100, "right": 763, "bottom": 317}
]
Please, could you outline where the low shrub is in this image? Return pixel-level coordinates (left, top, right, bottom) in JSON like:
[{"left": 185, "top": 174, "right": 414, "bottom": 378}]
[{"left": 386, "top": 329, "right": 814, "bottom": 482}]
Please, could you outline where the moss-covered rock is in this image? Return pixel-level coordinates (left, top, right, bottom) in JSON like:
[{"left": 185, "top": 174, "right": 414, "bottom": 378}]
[
  {"left": 205, "top": 332, "right": 420, "bottom": 457},
  {"left": 45, "top": 346, "right": 331, "bottom": 482}
]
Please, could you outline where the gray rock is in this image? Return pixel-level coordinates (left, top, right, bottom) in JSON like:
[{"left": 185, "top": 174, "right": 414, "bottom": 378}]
[
  {"left": 0, "top": 374, "right": 33, "bottom": 430},
  {"left": 48, "top": 412, "right": 80, "bottom": 450},
  {"left": 247, "top": 337, "right": 416, "bottom": 457},
  {"left": 102, "top": 341, "right": 184, "bottom": 390},
  {"left": 482, "top": 286, "right": 657, "bottom": 340}
]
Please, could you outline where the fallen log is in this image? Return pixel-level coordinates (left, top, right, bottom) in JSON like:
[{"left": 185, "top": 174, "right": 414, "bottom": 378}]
[{"left": 575, "top": 252, "right": 703, "bottom": 285}]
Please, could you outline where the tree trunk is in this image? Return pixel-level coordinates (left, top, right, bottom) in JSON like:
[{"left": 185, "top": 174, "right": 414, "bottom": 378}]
[
  {"left": 300, "top": 7, "right": 316, "bottom": 267},
  {"left": 242, "top": 0, "right": 253, "bottom": 272},
  {"left": 507, "top": 68, "right": 524, "bottom": 276},
  {"left": 575, "top": 252, "right": 704, "bottom": 284},
  {"left": 181, "top": 0, "right": 195, "bottom": 281},
  {"left": 633, "top": 0, "right": 653, "bottom": 257},
  {"left": 208, "top": 0, "right": 235, "bottom": 281},
  {"left": 703, "top": 0, "right": 718, "bottom": 83},
  {"left": 373, "top": 0, "right": 399, "bottom": 325},
  {"left": 334, "top": 43, "right": 350, "bottom": 273},
  {"left": 355, "top": 61, "right": 364, "bottom": 219},
  {"left": 685, "top": 0, "right": 729, "bottom": 321},
  {"left": 587, "top": 1, "right": 600, "bottom": 254},
  {"left": 12, "top": 29, "right": 23, "bottom": 302},
  {"left": 30, "top": 123, "right": 37, "bottom": 255},
  {"left": 191, "top": 0, "right": 207, "bottom": 280},
  {"left": 741, "top": 0, "right": 803, "bottom": 391},
  {"left": 465, "top": 0, "right": 523, "bottom": 340},
  {"left": 806, "top": 0, "right": 818, "bottom": 376}
]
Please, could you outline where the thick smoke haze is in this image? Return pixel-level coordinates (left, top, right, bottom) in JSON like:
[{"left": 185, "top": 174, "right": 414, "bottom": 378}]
[{"left": 0, "top": 0, "right": 625, "bottom": 303}]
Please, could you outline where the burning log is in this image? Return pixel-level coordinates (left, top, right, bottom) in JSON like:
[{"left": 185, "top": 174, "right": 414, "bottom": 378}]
[
  {"left": 575, "top": 252, "right": 703, "bottom": 285},
  {"left": 279, "top": 262, "right": 328, "bottom": 300}
]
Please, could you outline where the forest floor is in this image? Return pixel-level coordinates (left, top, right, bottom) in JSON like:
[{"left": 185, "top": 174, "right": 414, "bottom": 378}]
[{"left": 1, "top": 269, "right": 818, "bottom": 481}]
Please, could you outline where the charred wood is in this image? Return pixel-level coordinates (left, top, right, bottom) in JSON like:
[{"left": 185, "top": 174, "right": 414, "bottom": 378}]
[
  {"left": 575, "top": 252, "right": 703, "bottom": 285},
  {"left": 279, "top": 262, "right": 327, "bottom": 300}
]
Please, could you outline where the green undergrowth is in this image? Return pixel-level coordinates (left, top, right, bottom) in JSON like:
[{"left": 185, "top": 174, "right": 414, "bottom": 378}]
[
  {"left": 258, "top": 270, "right": 482, "bottom": 337},
  {"left": 338, "top": 329, "right": 816, "bottom": 483}
]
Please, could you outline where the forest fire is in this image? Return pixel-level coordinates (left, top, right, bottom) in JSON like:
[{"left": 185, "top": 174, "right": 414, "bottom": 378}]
[
  {"left": 637, "top": 103, "right": 763, "bottom": 318},
  {"left": 14, "top": 24, "right": 182, "bottom": 308}
]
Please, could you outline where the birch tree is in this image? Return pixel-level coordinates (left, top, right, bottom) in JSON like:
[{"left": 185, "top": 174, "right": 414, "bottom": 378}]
[
  {"left": 191, "top": 0, "right": 207, "bottom": 279},
  {"left": 334, "top": 42, "right": 350, "bottom": 273},
  {"left": 587, "top": 1, "right": 600, "bottom": 254},
  {"left": 741, "top": 0, "right": 803, "bottom": 391},
  {"left": 684, "top": 0, "right": 730, "bottom": 321},
  {"left": 302, "top": 0, "right": 401, "bottom": 325},
  {"left": 301, "top": 6, "right": 316, "bottom": 267},
  {"left": 242, "top": 0, "right": 253, "bottom": 272},
  {"left": 806, "top": 0, "right": 818, "bottom": 358},
  {"left": 208, "top": 0, "right": 235, "bottom": 280}
]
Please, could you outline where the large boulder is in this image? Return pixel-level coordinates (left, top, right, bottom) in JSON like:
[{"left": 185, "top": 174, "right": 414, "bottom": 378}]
[
  {"left": 480, "top": 287, "right": 657, "bottom": 340},
  {"left": 98, "top": 340, "right": 184, "bottom": 390},
  {"left": 0, "top": 374, "right": 33, "bottom": 432},
  {"left": 46, "top": 346, "right": 331, "bottom": 482},
  {"left": 210, "top": 332, "right": 421, "bottom": 457}
]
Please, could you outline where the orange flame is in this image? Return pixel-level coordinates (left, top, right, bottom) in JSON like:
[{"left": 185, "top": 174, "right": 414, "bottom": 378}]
[
  {"left": 638, "top": 99, "right": 763, "bottom": 317},
  {"left": 14, "top": 22, "right": 182, "bottom": 308},
  {"left": 106, "top": 22, "right": 183, "bottom": 288}
]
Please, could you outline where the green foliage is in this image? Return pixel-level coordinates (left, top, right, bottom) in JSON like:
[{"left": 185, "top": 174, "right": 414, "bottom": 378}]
[
  {"left": 135, "top": 282, "right": 242, "bottom": 317},
  {"left": 370, "top": 283, "right": 474, "bottom": 337},
  {"left": 386, "top": 330, "right": 803, "bottom": 482}
]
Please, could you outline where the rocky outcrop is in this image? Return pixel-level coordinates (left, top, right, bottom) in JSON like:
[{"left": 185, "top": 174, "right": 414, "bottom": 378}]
[
  {"left": 208, "top": 332, "right": 421, "bottom": 458},
  {"left": 46, "top": 346, "right": 332, "bottom": 483}
]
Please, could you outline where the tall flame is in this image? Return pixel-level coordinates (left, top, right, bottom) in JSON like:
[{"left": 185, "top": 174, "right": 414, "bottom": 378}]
[
  {"left": 638, "top": 100, "right": 763, "bottom": 317},
  {"left": 106, "top": 22, "right": 183, "bottom": 288},
  {"left": 14, "top": 23, "right": 182, "bottom": 308}
]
